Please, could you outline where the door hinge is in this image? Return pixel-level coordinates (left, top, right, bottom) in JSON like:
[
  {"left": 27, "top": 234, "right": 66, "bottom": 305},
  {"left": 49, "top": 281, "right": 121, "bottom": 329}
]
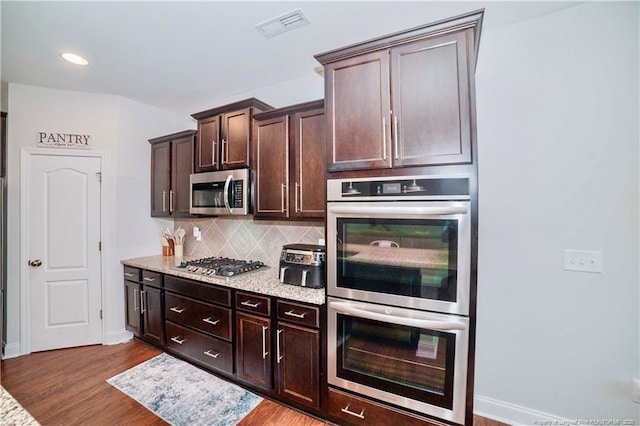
[
  {"left": 100, "top": 310, "right": 103, "bottom": 320},
  {"left": 98, "top": 241, "right": 102, "bottom": 251},
  {"left": 96, "top": 172, "right": 102, "bottom": 182}
]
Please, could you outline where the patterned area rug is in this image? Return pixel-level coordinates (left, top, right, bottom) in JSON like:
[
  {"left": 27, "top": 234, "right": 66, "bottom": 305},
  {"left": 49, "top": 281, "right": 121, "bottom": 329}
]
[
  {"left": 107, "top": 353, "right": 262, "bottom": 426},
  {"left": 0, "top": 385, "right": 40, "bottom": 426}
]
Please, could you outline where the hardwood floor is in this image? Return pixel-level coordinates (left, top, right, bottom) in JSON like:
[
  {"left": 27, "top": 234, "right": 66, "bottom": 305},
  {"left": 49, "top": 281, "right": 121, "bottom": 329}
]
[{"left": 1, "top": 339, "right": 507, "bottom": 426}]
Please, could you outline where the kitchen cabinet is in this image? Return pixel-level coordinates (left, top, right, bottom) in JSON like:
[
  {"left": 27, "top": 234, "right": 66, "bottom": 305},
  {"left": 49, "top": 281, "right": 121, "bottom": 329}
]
[
  {"left": 253, "top": 100, "right": 326, "bottom": 220},
  {"left": 123, "top": 267, "right": 164, "bottom": 348},
  {"left": 164, "top": 275, "right": 234, "bottom": 376},
  {"left": 191, "top": 98, "right": 272, "bottom": 173},
  {"left": 235, "top": 292, "right": 272, "bottom": 391},
  {"left": 275, "top": 300, "right": 321, "bottom": 410},
  {"left": 149, "top": 130, "right": 196, "bottom": 217},
  {"left": 315, "top": 11, "right": 483, "bottom": 172}
]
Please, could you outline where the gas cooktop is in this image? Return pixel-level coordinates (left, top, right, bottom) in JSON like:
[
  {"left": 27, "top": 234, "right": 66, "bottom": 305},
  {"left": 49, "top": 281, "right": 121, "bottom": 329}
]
[{"left": 175, "top": 256, "right": 267, "bottom": 278}]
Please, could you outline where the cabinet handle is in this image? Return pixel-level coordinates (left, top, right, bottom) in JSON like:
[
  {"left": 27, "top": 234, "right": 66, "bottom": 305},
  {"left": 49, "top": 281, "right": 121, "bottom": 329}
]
[
  {"left": 240, "top": 300, "right": 261, "bottom": 308},
  {"left": 382, "top": 117, "right": 387, "bottom": 160},
  {"left": 262, "top": 325, "right": 269, "bottom": 359},
  {"left": 221, "top": 139, "right": 227, "bottom": 165},
  {"left": 204, "top": 350, "right": 220, "bottom": 359},
  {"left": 393, "top": 115, "right": 399, "bottom": 160},
  {"left": 124, "top": 272, "right": 135, "bottom": 277},
  {"left": 281, "top": 183, "right": 286, "bottom": 213},
  {"left": 162, "top": 190, "right": 167, "bottom": 212},
  {"left": 294, "top": 182, "right": 300, "bottom": 213},
  {"left": 284, "top": 310, "right": 306, "bottom": 319},
  {"left": 211, "top": 140, "right": 218, "bottom": 166},
  {"left": 140, "top": 290, "right": 146, "bottom": 314},
  {"left": 169, "top": 190, "right": 174, "bottom": 213},
  {"left": 170, "top": 336, "right": 185, "bottom": 345},
  {"left": 276, "top": 329, "right": 283, "bottom": 363},
  {"left": 133, "top": 288, "right": 140, "bottom": 312},
  {"left": 169, "top": 306, "right": 185, "bottom": 314},
  {"left": 341, "top": 404, "right": 365, "bottom": 419},
  {"left": 142, "top": 277, "right": 156, "bottom": 282},
  {"left": 203, "top": 317, "right": 220, "bottom": 326}
]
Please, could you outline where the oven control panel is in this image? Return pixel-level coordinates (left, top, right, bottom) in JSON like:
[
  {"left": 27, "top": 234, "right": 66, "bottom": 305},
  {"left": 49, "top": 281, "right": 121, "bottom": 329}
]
[{"left": 328, "top": 175, "right": 471, "bottom": 201}]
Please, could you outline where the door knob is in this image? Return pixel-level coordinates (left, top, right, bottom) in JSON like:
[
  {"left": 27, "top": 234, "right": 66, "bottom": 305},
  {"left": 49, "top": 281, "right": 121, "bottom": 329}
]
[{"left": 29, "top": 259, "right": 42, "bottom": 267}]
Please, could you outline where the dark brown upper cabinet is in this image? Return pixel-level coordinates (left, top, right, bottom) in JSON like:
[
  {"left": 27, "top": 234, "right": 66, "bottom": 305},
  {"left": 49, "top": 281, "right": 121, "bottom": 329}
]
[
  {"left": 253, "top": 100, "right": 326, "bottom": 220},
  {"left": 315, "top": 10, "right": 483, "bottom": 172},
  {"left": 149, "top": 130, "right": 196, "bottom": 217},
  {"left": 191, "top": 98, "right": 272, "bottom": 173}
]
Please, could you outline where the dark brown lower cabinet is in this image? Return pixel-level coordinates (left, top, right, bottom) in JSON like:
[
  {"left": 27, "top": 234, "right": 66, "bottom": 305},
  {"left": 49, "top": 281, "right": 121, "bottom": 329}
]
[
  {"left": 124, "top": 280, "right": 142, "bottom": 336},
  {"left": 276, "top": 322, "right": 320, "bottom": 409},
  {"left": 124, "top": 266, "right": 164, "bottom": 348},
  {"left": 236, "top": 312, "right": 272, "bottom": 391},
  {"left": 141, "top": 285, "right": 164, "bottom": 347},
  {"left": 165, "top": 321, "right": 234, "bottom": 375}
]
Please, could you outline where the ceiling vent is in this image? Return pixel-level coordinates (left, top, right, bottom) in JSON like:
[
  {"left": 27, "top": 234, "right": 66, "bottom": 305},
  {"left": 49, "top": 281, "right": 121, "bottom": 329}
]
[{"left": 255, "top": 9, "right": 310, "bottom": 39}]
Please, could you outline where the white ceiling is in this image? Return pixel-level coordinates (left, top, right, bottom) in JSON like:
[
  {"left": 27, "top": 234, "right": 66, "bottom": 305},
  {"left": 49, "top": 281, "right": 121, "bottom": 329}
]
[{"left": 1, "top": 1, "right": 581, "bottom": 114}]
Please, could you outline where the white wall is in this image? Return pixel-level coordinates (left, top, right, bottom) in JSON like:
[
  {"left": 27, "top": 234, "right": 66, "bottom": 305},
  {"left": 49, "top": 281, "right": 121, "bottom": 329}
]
[
  {"left": 5, "top": 84, "right": 179, "bottom": 355},
  {"left": 474, "top": 2, "right": 639, "bottom": 423}
]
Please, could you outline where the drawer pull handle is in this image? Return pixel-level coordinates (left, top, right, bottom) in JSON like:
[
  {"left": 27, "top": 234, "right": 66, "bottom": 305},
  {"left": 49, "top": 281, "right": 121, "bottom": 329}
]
[
  {"left": 262, "top": 325, "right": 269, "bottom": 359},
  {"left": 203, "top": 317, "right": 220, "bottom": 326},
  {"left": 170, "top": 336, "right": 185, "bottom": 345},
  {"left": 241, "top": 300, "right": 261, "bottom": 308},
  {"left": 204, "top": 350, "right": 220, "bottom": 359},
  {"left": 284, "top": 310, "right": 306, "bottom": 319},
  {"left": 143, "top": 277, "right": 156, "bottom": 282},
  {"left": 170, "top": 307, "right": 185, "bottom": 314},
  {"left": 124, "top": 272, "right": 135, "bottom": 277},
  {"left": 341, "top": 404, "right": 365, "bottom": 419}
]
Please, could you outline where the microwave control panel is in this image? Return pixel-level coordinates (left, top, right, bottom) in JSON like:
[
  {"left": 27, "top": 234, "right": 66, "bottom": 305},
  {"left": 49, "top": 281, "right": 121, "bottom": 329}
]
[{"left": 232, "top": 180, "right": 244, "bottom": 208}]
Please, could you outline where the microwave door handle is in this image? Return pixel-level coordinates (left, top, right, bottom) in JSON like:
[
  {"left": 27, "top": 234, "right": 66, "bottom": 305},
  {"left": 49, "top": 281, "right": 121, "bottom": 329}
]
[
  {"left": 330, "top": 301, "right": 466, "bottom": 331},
  {"left": 328, "top": 205, "right": 468, "bottom": 216},
  {"left": 223, "top": 174, "right": 233, "bottom": 213}
]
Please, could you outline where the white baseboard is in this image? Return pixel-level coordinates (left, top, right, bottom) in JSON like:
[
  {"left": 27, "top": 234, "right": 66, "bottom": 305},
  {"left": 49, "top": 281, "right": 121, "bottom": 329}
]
[
  {"left": 474, "top": 394, "right": 565, "bottom": 425},
  {"left": 104, "top": 329, "right": 133, "bottom": 346},
  {"left": 2, "top": 342, "right": 22, "bottom": 359}
]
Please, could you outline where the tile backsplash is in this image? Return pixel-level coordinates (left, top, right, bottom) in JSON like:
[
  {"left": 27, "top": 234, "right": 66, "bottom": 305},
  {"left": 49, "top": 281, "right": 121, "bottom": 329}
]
[{"left": 174, "top": 217, "right": 325, "bottom": 267}]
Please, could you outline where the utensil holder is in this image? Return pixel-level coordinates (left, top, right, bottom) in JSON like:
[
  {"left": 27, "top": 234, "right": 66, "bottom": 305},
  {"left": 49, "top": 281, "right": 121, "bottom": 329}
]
[
  {"left": 174, "top": 244, "right": 183, "bottom": 258},
  {"left": 163, "top": 240, "right": 175, "bottom": 256}
]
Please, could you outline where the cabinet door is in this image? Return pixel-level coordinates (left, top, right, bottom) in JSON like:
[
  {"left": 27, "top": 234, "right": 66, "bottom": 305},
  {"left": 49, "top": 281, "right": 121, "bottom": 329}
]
[
  {"left": 170, "top": 134, "right": 194, "bottom": 216},
  {"left": 236, "top": 312, "right": 272, "bottom": 391},
  {"left": 325, "top": 50, "right": 391, "bottom": 172},
  {"left": 196, "top": 115, "right": 220, "bottom": 172},
  {"left": 142, "top": 285, "right": 164, "bottom": 347},
  {"left": 292, "top": 109, "right": 326, "bottom": 219},
  {"left": 221, "top": 108, "right": 251, "bottom": 169},
  {"left": 150, "top": 141, "right": 171, "bottom": 217},
  {"left": 391, "top": 30, "right": 472, "bottom": 167},
  {"left": 276, "top": 322, "right": 320, "bottom": 409},
  {"left": 124, "top": 281, "right": 142, "bottom": 336},
  {"left": 253, "top": 116, "right": 289, "bottom": 219}
]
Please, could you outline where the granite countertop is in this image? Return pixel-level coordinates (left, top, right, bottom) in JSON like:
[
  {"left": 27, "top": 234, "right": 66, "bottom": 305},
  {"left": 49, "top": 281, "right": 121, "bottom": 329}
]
[{"left": 121, "top": 255, "right": 326, "bottom": 306}]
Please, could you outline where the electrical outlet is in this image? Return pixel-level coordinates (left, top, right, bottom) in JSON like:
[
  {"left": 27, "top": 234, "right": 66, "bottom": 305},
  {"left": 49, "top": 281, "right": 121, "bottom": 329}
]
[
  {"left": 193, "top": 226, "right": 202, "bottom": 242},
  {"left": 318, "top": 238, "right": 325, "bottom": 246},
  {"left": 633, "top": 378, "right": 640, "bottom": 403},
  {"left": 563, "top": 250, "right": 603, "bottom": 273}
]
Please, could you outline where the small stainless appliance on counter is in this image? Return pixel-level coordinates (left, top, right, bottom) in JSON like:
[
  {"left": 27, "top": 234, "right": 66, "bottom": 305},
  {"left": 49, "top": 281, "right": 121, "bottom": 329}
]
[{"left": 279, "top": 244, "right": 326, "bottom": 288}]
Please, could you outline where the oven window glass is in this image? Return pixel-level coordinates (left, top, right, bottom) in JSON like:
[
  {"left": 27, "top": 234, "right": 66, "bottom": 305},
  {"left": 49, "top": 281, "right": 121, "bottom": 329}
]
[
  {"left": 336, "top": 313, "right": 455, "bottom": 409},
  {"left": 337, "top": 218, "right": 458, "bottom": 302}
]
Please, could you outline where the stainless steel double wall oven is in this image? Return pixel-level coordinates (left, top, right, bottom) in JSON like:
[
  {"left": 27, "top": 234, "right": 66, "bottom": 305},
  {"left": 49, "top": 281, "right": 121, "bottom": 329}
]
[{"left": 326, "top": 174, "right": 474, "bottom": 425}]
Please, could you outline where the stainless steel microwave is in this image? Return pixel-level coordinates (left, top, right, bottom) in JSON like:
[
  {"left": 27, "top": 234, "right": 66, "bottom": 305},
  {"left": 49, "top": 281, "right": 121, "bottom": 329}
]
[{"left": 189, "top": 168, "right": 251, "bottom": 216}]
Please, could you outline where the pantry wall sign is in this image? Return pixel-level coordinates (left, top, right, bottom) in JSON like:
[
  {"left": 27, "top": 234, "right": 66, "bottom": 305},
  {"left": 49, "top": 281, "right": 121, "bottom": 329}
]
[{"left": 38, "top": 131, "right": 92, "bottom": 148}]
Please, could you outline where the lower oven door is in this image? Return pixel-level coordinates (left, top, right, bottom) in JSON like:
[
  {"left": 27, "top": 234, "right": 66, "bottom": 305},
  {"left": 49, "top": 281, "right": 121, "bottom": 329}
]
[{"left": 328, "top": 297, "right": 469, "bottom": 425}]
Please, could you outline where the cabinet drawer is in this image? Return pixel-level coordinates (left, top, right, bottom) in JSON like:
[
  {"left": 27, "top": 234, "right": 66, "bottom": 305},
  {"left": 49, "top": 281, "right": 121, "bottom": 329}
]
[
  {"left": 236, "top": 292, "right": 270, "bottom": 316},
  {"left": 166, "top": 321, "right": 233, "bottom": 375},
  {"left": 165, "top": 275, "right": 231, "bottom": 306},
  {"left": 141, "top": 270, "right": 163, "bottom": 288},
  {"left": 327, "top": 388, "right": 443, "bottom": 426},
  {"left": 123, "top": 266, "right": 141, "bottom": 282},
  {"left": 165, "top": 292, "right": 232, "bottom": 341},
  {"left": 276, "top": 300, "right": 319, "bottom": 328}
]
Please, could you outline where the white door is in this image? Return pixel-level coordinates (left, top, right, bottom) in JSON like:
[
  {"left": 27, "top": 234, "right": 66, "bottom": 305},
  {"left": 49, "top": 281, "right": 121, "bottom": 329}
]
[{"left": 28, "top": 154, "right": 102, "bottom": 352}]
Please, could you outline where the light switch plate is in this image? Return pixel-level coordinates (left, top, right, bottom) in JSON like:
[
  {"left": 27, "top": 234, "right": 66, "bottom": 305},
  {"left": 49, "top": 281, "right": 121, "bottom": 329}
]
[{"left": 563, "top": 249, "right": 603, "bottom": 273}]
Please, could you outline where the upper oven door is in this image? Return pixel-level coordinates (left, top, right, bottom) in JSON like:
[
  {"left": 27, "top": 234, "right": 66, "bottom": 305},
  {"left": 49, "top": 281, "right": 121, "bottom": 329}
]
[{"left": 327, "top": 200, "right": 470, "bottom": 315}]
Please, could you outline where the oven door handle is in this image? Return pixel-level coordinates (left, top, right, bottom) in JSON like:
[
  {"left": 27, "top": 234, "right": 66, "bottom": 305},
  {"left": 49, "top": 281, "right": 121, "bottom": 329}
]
[
  {"left": 328, "top": 205, "right": 468, "bottom": 216},
  {"left": 331, "top": 301, "right": 466, "bottom": 331}
]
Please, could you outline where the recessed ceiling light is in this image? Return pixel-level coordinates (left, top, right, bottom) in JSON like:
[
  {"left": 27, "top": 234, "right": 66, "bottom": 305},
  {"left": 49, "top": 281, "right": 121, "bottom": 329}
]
[{"left": 60, "top": 52, "right": 89, "bottom": 66}]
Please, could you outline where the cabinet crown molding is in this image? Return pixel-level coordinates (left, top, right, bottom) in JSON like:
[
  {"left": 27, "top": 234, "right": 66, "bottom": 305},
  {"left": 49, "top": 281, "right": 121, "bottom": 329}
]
[
  {"left": 191, "top": 97, "right": 273, "bottom": 120},
  {"left": 148, "top": 129, "right": 196, "bottom": 144}
]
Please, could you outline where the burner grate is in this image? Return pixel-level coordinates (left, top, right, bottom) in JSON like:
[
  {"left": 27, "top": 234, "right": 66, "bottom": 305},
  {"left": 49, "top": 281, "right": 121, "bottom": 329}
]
[{"left": 176, "top": 256, "right": 266, "bottom": 277}]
